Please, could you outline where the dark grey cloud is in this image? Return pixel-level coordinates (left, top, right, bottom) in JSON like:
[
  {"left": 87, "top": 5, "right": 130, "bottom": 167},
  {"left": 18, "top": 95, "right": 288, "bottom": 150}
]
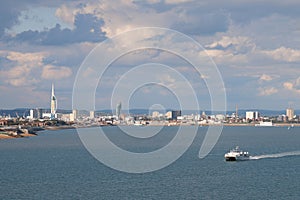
[
  {"left": 171, "top": 11, "right": 230, "bottom": 35},
  {"left": 133, "top": 0, "right": 175, "bottom": 13},
  {"left": 219, "top": 1, "right": 300, "bottom": 24},
  {"left": 13, "top": 13, "right": 106, "bottom": 45},
  {"left": 0, "top": 1, "right": 26, "bottom": 37},
  {"left": 136, "top": 0, "right": 300, "bottom": 25},
  {"left": 0, "top": 0, "right": 70, "bottom": 38}
]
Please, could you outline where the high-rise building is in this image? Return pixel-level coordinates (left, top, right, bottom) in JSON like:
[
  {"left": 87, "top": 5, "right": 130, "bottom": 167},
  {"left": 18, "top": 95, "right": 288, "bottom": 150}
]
[
  {"left": 171, "top": 110, "right": 182, "bottom": 120},
  {"left": 50, "top": 83, "right": 57, "bottom": 119},
  {"left": 165, "top": 110, "right": 182, "bottom": 120},
  {"left": 165, "top": 111, "right": 172, "bottom": 119},
  {"left": 72, "top": 109, "right": 78, "bottom": 120},
  {"left": 152, "top": 111, "right": 160, "bottom": 118},
  {"left": 246, "top": 111, "right": 259, "bottom": 120},
  {"left": 90, "top": 110, "right": 95, "bottom": 119},
  {"left": 29, "top": 109, "right": 34, "bottom": 119},
  {"left": 116, "top": 102, "right": 121, "bottom": 119},
  {"left": 286, "top": 108, "right": 294, "bottom": 121},
  {"left": 29, "top": 108, "right": 43, "bottom": 119}
]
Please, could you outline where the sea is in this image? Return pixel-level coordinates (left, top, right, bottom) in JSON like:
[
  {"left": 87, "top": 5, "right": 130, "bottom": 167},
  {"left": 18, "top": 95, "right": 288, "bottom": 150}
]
[{"left": 0, "top": 126, "right": 299, "bottom": 200}]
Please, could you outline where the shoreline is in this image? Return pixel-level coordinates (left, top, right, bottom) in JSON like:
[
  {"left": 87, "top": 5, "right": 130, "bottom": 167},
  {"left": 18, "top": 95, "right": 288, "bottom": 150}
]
[
  {"left": 0, "top": 132, "right": 37, "bottom": 139},
  {"left": 1, "top": 123, "right": 298, "bottom": 140}
]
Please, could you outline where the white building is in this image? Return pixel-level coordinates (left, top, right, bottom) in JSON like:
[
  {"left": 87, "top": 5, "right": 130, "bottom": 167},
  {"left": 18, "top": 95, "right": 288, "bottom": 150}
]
[
  {"left": 246, "top": 111, "right": 259, "bottom": 120},
  {"left": 286, "top": 108, "right": 294, "bottom": 121},
  {"left": 165, "top": 111, "right": 172, "bottom": 119},
  {"left": 42, "top": 113, "right": 52, "bottom": 119},
  {"left": 152, "top": 111, "right": 160, "bottom": 118},
  {"left": 90, "top": 110, "right": 95, "bottom": 119},
  {"left": 29, "top": 108, "right": 44, "bottom": 119},
  {"left": 72, "top": 109, "right": 78, "bottom": 120},
  {"left": 116, "top": 102, "right": 121, "bottom": 119}
]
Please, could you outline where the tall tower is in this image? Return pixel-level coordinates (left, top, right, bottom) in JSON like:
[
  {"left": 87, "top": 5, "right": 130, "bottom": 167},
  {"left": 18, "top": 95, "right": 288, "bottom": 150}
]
[
  {"left": 116, "top": 102, "right": 121, "bottom": 119},
  {"left": 50, "top": 83, "right": 57, "bottom": 119}
]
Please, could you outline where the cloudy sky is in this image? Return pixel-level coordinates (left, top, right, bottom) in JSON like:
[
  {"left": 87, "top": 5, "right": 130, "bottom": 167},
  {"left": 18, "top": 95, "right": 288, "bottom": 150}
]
[{"left": 0, "top": 0, "right": 300, "bottom": 111}]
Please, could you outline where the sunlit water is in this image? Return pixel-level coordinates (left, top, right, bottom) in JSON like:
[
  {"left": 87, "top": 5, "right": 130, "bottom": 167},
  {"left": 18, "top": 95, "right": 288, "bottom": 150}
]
[{"left": 0, "top": 126, "right": 299, "bottom": 199}]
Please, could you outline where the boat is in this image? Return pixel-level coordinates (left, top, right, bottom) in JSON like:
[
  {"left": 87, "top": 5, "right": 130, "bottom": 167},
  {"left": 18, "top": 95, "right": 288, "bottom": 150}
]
[
  {"left": 255, "top": 121, "right": 273, "bottom": 127},
  {"left": 224, "top": 146, "right": 250, "bottom": 161}
]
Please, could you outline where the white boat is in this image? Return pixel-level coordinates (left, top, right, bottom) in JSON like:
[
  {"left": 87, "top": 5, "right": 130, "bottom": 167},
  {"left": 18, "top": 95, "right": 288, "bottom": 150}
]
[
  {"left": 255, "top": 121, "right": 273, "bottom": 127},
  {"left": 224, "top": 146, "right": 250, "bottom": 161}
]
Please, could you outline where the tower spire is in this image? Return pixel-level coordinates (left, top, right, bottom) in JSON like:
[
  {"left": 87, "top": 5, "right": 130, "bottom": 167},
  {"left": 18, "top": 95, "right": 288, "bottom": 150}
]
[
  {"left": 52, "top": 83, "right": 54, "bottom": 96},
  {"left": 50, "top": 83, "right": 57, "bottom": 118}
]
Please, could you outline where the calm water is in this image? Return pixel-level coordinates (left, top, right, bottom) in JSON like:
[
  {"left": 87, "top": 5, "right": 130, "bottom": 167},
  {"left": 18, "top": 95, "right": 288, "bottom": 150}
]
[{"left": 0, "top": 126, "right": 299, "bottom": 199}]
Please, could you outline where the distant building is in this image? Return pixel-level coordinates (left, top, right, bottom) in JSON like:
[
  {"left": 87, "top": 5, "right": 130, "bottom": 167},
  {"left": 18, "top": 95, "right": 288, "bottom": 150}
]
[
  {"left": 42, "top": 113, "right": 52, "bottom": 119},
  {"left": 50, "top": 83, "right": 57, "bottom": 119},
  {"left": 171, "top": 110, "right": 181, "bottom": 120},
  {"left": 90, "top": 110, "right": 95, "bottom": 119},
  {"left": 165, "top": 110, "right": 181, "bottom": 120},
  {"left": 246, "top": 111, "right": 259, "bottom": 120},
  {"left": 286, "top": 108, "right": 294, "bottom": 121},
  {"left": 61, "top": 114, "right": 71, "bottom": 122},
  {"left": 152, "top": 111, "right": 160, "bottom": 118},
  {"left": 72, "top": 109, "right": 78, "bottom": 120},
  {"left": 165, "top": 111, "right": 172, "bottom": 119},
  {"left": 201, "top": 111, "right": 207, "bottom": 119},
  {"left": 69, "top": 114, "right": 75, "bottom": 122},
  {"left": 29, "top": 108, "right": 43, "bottom": 119},
  {"left": 29, "top": 109, "right": 34, "bottom": 119},
  {"left": 116, "top": 102, "right": 121, "bottom": 119}
]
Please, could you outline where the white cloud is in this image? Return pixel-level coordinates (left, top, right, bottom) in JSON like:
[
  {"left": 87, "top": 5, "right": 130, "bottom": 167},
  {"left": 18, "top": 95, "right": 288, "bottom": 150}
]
[
  {"left": 259, "top": 74, "right": 273, "bottom": 81},
  {"left": 0, "top": 51, "right": 46, "bottom": 86},
  {"left": 283, "top": 77, "right": 300, "bottom": 94},
  {"left": 4, "top": 51, "right": 45, "bottom": 65},
  {"left": 205, "top": 36, "right": 254, "bottom": 50},
  {"left": 2, "top": 0, "right": 300, "bottom": 109},
  {"left": 202, "top": 36, "right": 256, "bottom": 65},
  {"left": 42, "top": 65, "right": 72, "bottom": 80},
  {"left": 55, "top": 4, "right": 77, "bottom": 26},
  {"left": 262, "top": 46, "right": 300, "bottom": 62},
  {"left": 283, "top": 82, "right": 294, "bottom": 90},
  {"left": 258, "top": 87, "right": 278, "bottom": 96}
]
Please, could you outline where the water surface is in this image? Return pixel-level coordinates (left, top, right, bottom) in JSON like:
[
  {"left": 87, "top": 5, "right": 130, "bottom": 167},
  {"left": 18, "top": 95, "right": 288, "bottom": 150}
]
[{"left": 0, "top": 126, "right": 299, "bottom": 199}]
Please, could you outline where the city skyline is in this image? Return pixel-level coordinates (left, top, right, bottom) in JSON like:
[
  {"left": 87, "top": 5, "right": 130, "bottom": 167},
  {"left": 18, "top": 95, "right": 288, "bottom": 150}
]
[{"left": 1, "top": 1, "right": 300, "bottom": 110}]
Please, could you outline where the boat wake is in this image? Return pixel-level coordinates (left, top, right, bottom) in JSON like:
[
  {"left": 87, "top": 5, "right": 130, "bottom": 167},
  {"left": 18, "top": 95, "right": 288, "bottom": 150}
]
[{"left": 250, "top": 151, "right": 300, "bottom": 160}]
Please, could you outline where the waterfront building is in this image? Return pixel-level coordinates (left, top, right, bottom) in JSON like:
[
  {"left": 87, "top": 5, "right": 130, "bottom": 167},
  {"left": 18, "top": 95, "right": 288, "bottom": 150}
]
[
  {"left": 29, "top": 108, "right": 43, "bottom": 119},
  {"left": 72, "top": 109, "right": 78, "bottom": 120},
  {"left": 29, "top": 109, "right": 34, "bottom": 119},
  {"left": 286, "top": 108, "right": 294, "bottom": 121},
  {"left": 165, "top": 111, "right": 172, "bottom": 119},
  {"left": 116, "top": 102, "right": 122, "bottom": 119},
  {"left": 171, "top": 110, "right": 181, "bottom": 120},
  {"left": 246, "top": 111, "right": 259, "bottom": 120},
  {"left": 69, "top": 113, "right": 75, "bottom": 122},
  {"left": 42, "top": 113, "right": 52, "bottom": 119},
  {"left": 152, "top": 111, "right": 160, "bottom": 118},
  {"left": 90, "top": 110, "right": 95, "bottom": 119},
  {"left": 165, "top": 110, "right": 181, "bottom": 120}
]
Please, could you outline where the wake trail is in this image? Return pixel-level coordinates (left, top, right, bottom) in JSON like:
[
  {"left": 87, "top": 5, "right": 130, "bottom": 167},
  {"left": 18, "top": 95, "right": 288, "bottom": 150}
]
[{"left": 250, "top": 151, "right": 300, "bottom": 160}]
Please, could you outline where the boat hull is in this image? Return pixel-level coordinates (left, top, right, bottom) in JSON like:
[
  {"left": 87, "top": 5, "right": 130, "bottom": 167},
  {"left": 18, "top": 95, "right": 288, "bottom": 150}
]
[
  {"left": 225, "top": 157, "right": 236, "bottom": 161},
  {"left": 225, "top": 156, "right": 249, "bottom": 161}
]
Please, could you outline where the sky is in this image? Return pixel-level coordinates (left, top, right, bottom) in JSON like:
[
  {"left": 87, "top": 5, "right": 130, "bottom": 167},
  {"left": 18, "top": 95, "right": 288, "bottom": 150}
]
[{"left": 0, "top": 0, "right": 300, "bottom": 111}]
